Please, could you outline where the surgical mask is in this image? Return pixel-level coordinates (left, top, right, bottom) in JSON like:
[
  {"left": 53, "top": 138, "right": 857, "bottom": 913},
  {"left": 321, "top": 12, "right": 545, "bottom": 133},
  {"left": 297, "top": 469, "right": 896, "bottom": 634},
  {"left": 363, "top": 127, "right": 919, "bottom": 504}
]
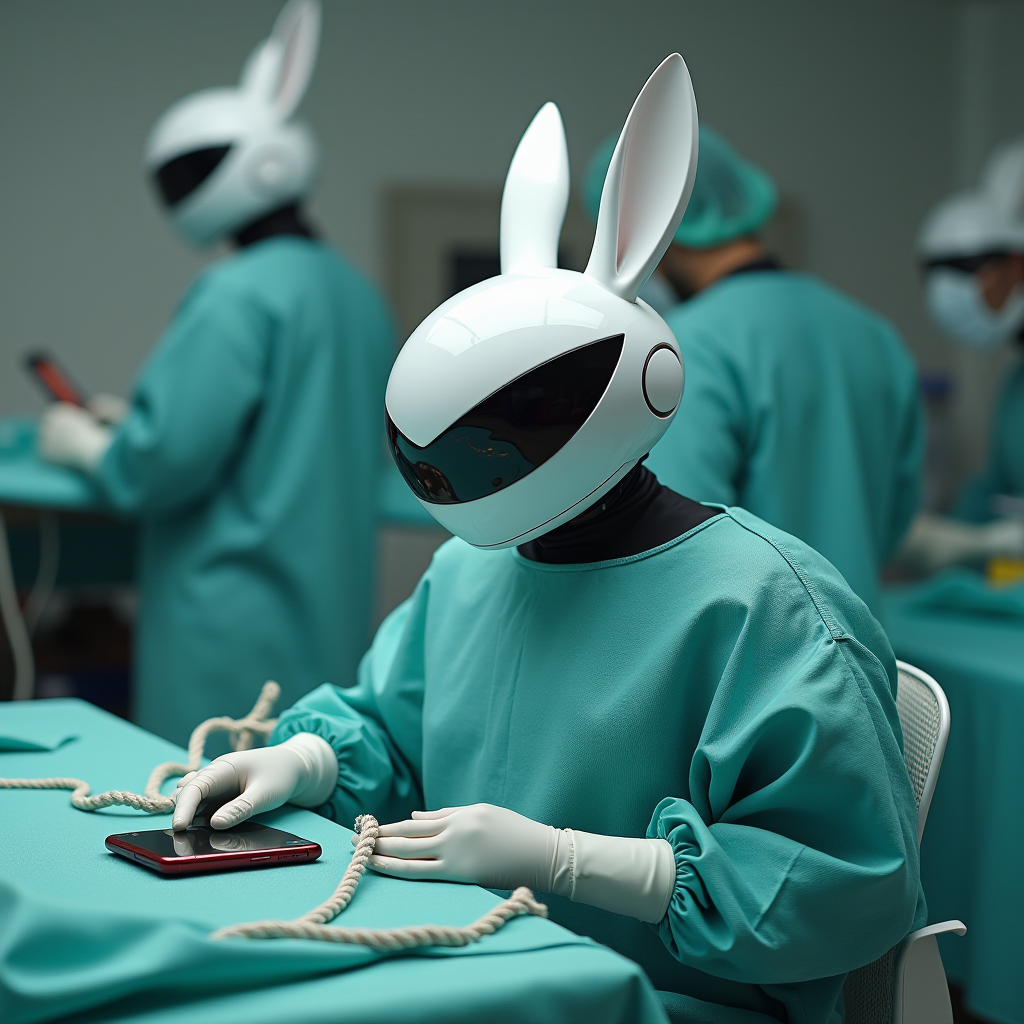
[{"left": 924, "top": 268, "right": 1024, "bottom": 349}]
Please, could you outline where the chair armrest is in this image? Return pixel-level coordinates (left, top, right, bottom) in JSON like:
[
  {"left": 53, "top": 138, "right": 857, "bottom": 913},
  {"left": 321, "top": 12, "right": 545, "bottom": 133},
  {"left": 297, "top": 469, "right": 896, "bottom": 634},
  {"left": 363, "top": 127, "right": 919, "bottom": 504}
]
[{"left": 892, "top": 920, "right": 966, "bottom": 1024}]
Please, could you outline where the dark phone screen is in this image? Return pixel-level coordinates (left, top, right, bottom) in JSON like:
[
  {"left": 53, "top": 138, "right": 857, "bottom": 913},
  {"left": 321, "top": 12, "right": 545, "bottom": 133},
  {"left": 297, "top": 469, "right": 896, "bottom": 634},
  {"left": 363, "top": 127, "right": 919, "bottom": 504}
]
[{"left": 118, "top": 821, "right": 312, "bottom": 858}]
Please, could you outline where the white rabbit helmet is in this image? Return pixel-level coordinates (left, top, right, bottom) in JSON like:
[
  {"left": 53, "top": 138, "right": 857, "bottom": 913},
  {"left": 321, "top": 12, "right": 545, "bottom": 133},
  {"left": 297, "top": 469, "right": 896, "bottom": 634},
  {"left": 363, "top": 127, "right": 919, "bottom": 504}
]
[
  {"left": 145, "top": 0, "right": 321, "bottom": 248},
  {"left": 386, "top": 54, "right": 699, "bottom": 549}
]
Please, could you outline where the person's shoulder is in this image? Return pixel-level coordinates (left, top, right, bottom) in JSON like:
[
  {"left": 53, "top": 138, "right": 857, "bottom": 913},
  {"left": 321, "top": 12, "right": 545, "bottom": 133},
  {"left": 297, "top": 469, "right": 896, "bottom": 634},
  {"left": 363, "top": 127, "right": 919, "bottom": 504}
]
[
  {"left": 793, "top": 274, "right": 907, "bottom": 340},
  {"left": 700, "top": 508, "right": 886, "bottom": 643}
]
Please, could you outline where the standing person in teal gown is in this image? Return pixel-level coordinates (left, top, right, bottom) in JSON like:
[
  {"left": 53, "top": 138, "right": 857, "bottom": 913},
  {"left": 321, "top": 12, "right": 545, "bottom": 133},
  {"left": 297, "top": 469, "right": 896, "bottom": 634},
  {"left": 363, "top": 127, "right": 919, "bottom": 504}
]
[
  {"left": 582, "top": 126, "right": 923, "bottom": 617},
  {"left": 897, "top": 140, "right": 1024, "bottom": 574},
  {"left": 173, "top": 62, "right": 925, "bottom": 1024},
  {"left": 38, "top": 2, "right": 394, "bottom": 743}
]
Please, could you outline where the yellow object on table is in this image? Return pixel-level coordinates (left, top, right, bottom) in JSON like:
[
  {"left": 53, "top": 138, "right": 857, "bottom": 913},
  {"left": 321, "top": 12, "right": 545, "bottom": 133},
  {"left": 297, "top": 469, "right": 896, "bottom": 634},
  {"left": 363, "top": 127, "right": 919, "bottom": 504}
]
[{"left": 987, "top": 556, "right": 1024, "bottom": 587}]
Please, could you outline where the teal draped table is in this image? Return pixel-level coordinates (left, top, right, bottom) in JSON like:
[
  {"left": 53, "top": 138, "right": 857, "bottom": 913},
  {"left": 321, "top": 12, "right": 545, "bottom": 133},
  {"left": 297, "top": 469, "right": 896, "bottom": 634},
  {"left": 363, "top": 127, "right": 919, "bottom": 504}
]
[
  {"left": 0, "top": 699, "right": 666, "bottom": 1024},
  {"left": 882, "top": 574, "right": 1024, "bottom": 1024}
]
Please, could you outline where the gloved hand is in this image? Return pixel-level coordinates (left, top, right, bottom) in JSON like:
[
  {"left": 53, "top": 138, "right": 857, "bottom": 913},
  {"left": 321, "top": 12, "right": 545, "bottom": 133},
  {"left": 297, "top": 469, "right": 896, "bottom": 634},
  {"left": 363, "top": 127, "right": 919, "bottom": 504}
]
[
  {"left": 86, "top": 392, "right": 129, "bottom": 426},
  {"left": 368, "top": 803, "right": 676, "bottom": 924},
  {"left": 899, "top": 513, "right": 1024, "bottom": 573},
  {"left": 171, "top": 732, "right": 337, "bottom": 831},
  {"left": 38, "top": 402, "right": 112, "bottom": 473},
  {"left": 983, "top": 517, "right": 1024, "bottom": 558}
]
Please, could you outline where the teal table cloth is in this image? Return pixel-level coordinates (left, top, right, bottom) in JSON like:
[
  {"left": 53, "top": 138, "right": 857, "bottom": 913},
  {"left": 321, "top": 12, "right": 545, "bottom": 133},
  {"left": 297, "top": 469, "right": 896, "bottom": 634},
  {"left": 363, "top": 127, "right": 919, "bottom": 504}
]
[
  {"left": 883, "top": 574, "right": 1024, "bottom": 1024},
  {"left": 0, "top": 417, "right": 104, "bottom": 511},
  {"left": 0, "top": 699, "right": 666, "bottom": 1024}
]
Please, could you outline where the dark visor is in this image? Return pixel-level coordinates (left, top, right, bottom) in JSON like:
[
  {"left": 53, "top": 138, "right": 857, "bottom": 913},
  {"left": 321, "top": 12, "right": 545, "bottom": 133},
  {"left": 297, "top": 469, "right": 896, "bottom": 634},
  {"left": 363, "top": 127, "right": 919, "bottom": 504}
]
[
  {"left": 924, "top": 251, "right": 1010, "bottom": 274},
  {"left": 153, "top": 145, "right": 232, "bottom": 208},
  {"left": 387, "top": 334, "right": 624, "bottom": 505}
]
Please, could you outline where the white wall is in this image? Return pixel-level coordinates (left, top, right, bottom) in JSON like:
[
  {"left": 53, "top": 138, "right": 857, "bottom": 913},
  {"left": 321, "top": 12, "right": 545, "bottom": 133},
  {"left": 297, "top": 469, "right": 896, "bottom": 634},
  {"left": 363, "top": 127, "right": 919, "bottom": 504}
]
[{"left": 0, "top": 1, "right": 1017, "bottom": 486}]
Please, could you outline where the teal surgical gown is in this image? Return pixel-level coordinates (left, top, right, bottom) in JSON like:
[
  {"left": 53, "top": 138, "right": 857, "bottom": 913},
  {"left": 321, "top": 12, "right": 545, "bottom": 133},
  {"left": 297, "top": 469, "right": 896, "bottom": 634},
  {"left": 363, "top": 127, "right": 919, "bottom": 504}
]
[
  {"left": 273, "top": 507, "right": 925, "bottom": 1024},
  {"left": 955, "top": 359, "right": 1024, "bottom": 522},
  {"left": 644, "top": 271, "right": 923, "bottom": 617},
  {"left": 97, "top": 237, "right": 393, "bottom": 745}
]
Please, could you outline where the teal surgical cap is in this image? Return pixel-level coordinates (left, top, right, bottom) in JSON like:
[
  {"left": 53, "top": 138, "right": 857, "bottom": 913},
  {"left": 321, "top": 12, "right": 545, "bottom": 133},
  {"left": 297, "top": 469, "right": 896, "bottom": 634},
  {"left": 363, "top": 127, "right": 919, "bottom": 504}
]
[{"left": 583, "top": 124, "right": 777, "bottom": 249}]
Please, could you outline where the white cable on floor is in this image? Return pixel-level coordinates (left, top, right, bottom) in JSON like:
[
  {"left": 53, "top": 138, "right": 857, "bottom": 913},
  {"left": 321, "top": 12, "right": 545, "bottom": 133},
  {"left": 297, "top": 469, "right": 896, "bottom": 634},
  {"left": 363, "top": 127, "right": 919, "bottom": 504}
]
[
  {"left": 23, "top": 511, "right": 59, "bottom": 636},
  {"left": 0, "top": 508, "right": 35, "bottom": 700}
]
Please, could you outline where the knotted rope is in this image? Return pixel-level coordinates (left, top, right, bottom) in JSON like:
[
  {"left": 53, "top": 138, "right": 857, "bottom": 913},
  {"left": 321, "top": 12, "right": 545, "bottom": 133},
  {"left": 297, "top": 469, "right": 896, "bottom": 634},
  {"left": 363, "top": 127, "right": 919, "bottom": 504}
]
[
  {"left": 0, "top": 680, "right": 280, "bottom": 812},
  {"left": 0, "top": 683, "right": 547, "bottom": 949}
]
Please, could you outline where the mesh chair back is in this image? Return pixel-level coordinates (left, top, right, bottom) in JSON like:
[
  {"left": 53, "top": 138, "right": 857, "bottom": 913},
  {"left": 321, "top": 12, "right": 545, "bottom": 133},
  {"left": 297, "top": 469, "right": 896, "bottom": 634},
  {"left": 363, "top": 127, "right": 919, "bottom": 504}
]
[{"left": 840, "top": 662, "right": 949, "bottom": 1023}]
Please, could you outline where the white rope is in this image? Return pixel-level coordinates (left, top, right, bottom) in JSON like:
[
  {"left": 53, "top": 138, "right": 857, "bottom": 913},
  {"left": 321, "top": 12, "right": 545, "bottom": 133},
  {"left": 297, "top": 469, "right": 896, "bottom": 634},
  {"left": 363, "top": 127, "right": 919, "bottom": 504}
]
[
  {"left": 0, "top": 680, "right": 281, "bottom": 812},
  {"left": 0, "top": 681, "right": 547, "bottom": 948},
  {"left": 212, "top": 813, "right": 548, "bottom": 948}
]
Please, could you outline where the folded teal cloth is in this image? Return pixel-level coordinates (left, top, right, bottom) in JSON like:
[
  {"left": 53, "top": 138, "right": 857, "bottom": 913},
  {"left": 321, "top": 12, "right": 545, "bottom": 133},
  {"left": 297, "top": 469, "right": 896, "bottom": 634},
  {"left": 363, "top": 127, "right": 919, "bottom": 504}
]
[
  {"left": 896, "top": 569, "right": 1024, "bottom": 620},
  {"left": 0, "top": 699, "right": 81, "bottom": 751}
]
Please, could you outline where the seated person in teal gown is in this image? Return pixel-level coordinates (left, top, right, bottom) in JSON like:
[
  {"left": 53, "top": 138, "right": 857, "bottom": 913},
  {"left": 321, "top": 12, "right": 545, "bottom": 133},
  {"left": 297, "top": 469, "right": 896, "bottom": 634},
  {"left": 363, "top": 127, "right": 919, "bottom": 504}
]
[{"left": 173, "top": 58, "right": 924, "bottom": 1024}]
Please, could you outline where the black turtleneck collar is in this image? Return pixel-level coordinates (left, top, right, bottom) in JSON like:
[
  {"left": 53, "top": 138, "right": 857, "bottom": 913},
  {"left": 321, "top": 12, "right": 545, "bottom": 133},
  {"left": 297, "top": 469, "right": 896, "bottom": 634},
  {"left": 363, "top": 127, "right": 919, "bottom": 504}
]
[
  {"left": 518, "top": 464, "right": 720, "bottom": 564},
  {"left": 233, "top": 203, "right": 316, "bottom": 249}
]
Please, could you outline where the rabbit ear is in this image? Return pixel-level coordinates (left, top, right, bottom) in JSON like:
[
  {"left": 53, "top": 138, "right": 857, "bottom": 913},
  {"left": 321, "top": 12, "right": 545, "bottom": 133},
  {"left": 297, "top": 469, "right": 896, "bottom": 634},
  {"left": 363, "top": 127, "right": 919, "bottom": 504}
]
[
  {"left": 240, "top": 0, "right": 321, "bottom": 119},
  {"left": 500, "top": 102, "right": 570, "bottom": 275},
  {"left": 585, "top": 54, "right": 698, "bottom": 302}
]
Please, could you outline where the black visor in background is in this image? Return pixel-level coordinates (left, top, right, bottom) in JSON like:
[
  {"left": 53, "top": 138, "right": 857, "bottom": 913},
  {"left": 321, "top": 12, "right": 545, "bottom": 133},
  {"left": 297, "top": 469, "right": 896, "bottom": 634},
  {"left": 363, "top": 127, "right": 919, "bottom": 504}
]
[
  {"left": 153, "top": 145, "right": 232, "bottom": 207},
  {"left": 387, "top": 334, "right": 624, "bottom": 505}
]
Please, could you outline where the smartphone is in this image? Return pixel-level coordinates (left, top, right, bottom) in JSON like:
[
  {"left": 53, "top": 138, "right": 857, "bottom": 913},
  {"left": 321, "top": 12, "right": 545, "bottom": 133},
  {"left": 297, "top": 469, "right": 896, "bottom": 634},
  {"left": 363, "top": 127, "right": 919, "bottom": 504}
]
[
  {"left": 23, "top": 351, "right": 87, "bottom": 406},
  {"left": 105, "top": 821, "right": 322, "bottom": 876}
]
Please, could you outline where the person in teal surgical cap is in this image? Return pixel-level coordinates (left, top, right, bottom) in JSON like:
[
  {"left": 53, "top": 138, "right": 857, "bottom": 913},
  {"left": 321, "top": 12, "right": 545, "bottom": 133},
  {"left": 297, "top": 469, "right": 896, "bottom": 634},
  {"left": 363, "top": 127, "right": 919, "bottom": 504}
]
[
  {"left": 174, "top": 67, "right": 925, "bottom": 1024},
  {"left": 38, "top": 2, "right": 394, "bottom": 744},
  {"left": 582, "top": 126, "right": 923, "bottom": 616}
]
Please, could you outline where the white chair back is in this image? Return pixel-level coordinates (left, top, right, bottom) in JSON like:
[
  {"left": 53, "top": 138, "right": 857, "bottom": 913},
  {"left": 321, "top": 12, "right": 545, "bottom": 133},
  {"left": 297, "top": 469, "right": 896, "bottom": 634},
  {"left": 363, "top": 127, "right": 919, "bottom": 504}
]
[{"left": 841, "top": 660, "right": 951, "bottom": 1023}]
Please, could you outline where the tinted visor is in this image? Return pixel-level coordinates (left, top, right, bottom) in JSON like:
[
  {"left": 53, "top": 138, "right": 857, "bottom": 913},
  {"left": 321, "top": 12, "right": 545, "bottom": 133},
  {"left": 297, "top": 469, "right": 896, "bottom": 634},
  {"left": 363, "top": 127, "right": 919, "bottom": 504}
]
[
  {"left": 153, "top": 145, "right": 232, "bottom": 208},
  {"left": 923, "top": 251, "right": 1010, "bottom": 275},
  {"left": 387, "top": 334, "right": 624, "bottom": 505}
]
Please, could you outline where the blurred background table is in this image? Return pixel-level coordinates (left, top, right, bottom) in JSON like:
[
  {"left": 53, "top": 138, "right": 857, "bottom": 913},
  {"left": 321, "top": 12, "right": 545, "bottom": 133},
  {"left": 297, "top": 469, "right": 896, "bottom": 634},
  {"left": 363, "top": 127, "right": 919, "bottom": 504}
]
[{"left": 883, "top": 574, "right": 1024, "bottom": 1024}]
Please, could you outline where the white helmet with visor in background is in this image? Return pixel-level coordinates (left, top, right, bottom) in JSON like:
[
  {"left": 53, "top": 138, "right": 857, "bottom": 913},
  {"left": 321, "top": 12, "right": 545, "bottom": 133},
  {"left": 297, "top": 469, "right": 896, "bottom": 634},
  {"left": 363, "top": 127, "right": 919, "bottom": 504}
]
[
  {"left": 920, "top": 140, "right": 1024, "bottom": 348},
  {"left": 145, "top": 0, "right": 321, "bottom": 248}
]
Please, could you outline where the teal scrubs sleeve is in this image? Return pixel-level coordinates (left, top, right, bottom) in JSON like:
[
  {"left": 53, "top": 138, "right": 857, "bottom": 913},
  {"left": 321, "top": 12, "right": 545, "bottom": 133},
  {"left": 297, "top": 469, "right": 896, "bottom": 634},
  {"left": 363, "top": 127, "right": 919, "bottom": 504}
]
[
  {"left": 647, "top": 630, "right": 920, "bottom": 985},
  {"left": 955, "top": 362, "right": 1024, "bottom": 522},
  {"left": 99, "top": 276, "right": 267, "bottom": 514},
  {"left": 270, "top": 583, "right": 429, "bottom": 826}
]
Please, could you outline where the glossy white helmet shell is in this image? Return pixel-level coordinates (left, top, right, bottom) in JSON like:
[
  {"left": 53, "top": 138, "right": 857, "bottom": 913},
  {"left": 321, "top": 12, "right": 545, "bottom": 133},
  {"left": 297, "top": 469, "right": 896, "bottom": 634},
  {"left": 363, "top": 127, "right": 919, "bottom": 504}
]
[
  {"left": 919, "top": 139, "right": 1024, "bottom": 260},
  {"left": 145, "top": 0, "right": 321, "bottom": 248},
  {"left": 386, "top": 55, "right": 699, "bottom": 549}
]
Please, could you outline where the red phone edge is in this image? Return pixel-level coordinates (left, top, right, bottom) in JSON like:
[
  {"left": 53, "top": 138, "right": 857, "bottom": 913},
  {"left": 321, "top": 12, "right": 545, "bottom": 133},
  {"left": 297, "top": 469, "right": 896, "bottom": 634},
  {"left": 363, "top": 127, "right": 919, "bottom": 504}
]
[{"left": 105, "top": 833, "right": 323, "bottom": 875}]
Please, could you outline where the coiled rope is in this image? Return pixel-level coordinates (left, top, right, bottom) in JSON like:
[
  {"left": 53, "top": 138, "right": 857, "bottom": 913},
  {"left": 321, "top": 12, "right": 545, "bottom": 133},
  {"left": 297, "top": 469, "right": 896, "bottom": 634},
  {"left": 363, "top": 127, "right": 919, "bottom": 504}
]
[
  {"left": 0, "top": 682, "right": 547, "bottom": 948},
  {"left": 0, "top": 680, "right": 281, "bottom": 812}
]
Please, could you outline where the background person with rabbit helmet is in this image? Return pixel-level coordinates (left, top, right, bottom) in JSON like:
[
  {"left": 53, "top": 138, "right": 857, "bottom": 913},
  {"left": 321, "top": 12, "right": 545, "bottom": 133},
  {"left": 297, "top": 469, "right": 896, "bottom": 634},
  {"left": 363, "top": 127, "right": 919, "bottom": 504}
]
[
  {"left": 582, "top": 126, "right": 923, "bottom": 619},
  {"left": 173, "top": 56, "right": 923, "bottom": 1024},
  {"left": 37, "top": 0, "right": 394, "bottom": 745},
  {"left": 901, "top": 141, "right": 1024, "bottom": 573}
]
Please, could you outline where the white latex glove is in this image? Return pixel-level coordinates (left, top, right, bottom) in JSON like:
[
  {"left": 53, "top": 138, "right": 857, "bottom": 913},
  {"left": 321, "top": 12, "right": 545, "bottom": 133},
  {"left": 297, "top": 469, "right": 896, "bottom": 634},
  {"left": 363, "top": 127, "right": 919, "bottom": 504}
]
[
  {"left": 38, "top": 402, "right": 112, "bottom": 473},
  {"left": 171, "top": 733, "right": 337, "bottom": 831},
  {"left": 86, "top": 392, "right": 129, "bottom": 426},
  {"left": 899, "top": 513, "right": 1024, "bottom": 573},
  {"left": 368, "top": 803, "right": 676, "bottom": 924}
]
